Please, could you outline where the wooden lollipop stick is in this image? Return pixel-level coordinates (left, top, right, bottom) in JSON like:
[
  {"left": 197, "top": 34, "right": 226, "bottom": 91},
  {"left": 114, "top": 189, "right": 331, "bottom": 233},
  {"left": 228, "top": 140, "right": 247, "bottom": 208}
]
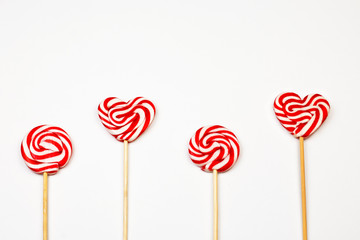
[
  {"left": 213, "top": 170, "right": 218, "bottom": 240},
  {"left": 123, "top": 140, "right": 129, "bottom": 240},
  {"left": 43, "top": 172, "right": 48, "bottom": 240},
  {"left": 299, "top": 137, "right": 308, "bottom": 240}
]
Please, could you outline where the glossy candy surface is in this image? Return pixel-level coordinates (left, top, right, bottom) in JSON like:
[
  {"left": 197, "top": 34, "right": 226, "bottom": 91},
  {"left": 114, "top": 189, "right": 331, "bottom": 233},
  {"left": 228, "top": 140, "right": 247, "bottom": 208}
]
[
  {"left": 98, "top": 97, "right": 156, "bottom": 142},
  {"left": 274, "top": 92, "right": 330, "bottom": 138},
  {"left": 21, "top": 125, "right": 72, "bottom": 175},
  {"left": 188, "top": 125, "right": 240, "bottom": 173}
]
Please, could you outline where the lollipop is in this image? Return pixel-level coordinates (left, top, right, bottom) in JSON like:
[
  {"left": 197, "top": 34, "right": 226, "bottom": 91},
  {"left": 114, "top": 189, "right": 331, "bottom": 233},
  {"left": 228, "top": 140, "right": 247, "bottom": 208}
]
[
  {"left": 21, "top": 125, "right": 73, "bottom": 240},
  {"left": 188, "top": 125, "right": 240, "bottom": 240},
  {"left": 274, "top": 92, "right": 330, "bottom": 240},
  {"left": 98, "top": 96, "right": 155, "bottom": 239}
]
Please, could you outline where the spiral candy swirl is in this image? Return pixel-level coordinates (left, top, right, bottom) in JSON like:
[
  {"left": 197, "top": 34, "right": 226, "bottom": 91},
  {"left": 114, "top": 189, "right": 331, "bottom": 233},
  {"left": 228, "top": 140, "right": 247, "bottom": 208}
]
[
  {"left": 98, "top": 97, "right": 156, "bottom": 142},
  {"left": 274, "top": 92, "right": 330, "bottom": 138},
  {"left": 21, "top": 125, "right": 73, "bottom": 175},
  {"left": 188, "top": 125, "right": 240, "bottom": 173}
]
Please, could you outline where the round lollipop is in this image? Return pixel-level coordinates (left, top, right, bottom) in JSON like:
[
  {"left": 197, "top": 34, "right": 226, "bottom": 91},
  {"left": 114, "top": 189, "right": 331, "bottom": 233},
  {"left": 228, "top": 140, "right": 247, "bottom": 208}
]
[
  {"left": 21, "top": 125, "right": 73, "bottom": 240},
  {"left": 188, "top": 125, "right": 240, "bottom": 240},
  {"left": 98, "top": 96, "right": 156, "bottom": 239},
  {"left": 274, "top": 92, "right": 330, "bottom": 240}
]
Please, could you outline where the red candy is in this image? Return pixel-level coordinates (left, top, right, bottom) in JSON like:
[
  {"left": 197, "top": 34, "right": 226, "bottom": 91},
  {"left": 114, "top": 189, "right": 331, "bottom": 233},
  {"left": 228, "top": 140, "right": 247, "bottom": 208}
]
[
  {"left": 98, "top": 97, "right": 156, "bottom": 142},
  {"left": 189, "top": 125, "right": 240, "bottom": 173},
  {"left": 274, "top": 92, "right": 330, "bottom": 138},
  {"left": 21, "top": 125, "right": 73, "bottom": 175}
]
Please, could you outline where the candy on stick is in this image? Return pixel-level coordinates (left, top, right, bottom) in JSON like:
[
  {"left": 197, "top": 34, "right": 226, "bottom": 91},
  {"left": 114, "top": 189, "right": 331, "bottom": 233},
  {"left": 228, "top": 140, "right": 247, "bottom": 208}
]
[
  {"left": 98, "top": 96, "right": 156, "bottom": 239},
  {"left": 188, "top": 125, "right": 240, "bottom": 240},
  {"left": 21, "top": 125, "right": 73, "bottom": 240},
  {"left": 274, "top": 92, "right": 330, "bottom": 240}
]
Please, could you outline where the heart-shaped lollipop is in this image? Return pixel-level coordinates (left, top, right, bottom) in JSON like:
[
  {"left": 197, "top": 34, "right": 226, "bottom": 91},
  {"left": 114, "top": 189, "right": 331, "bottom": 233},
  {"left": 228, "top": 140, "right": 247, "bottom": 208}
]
[
  {"left": 98, "top": 96, "right": 156, "bottom": 240},
  {"left": 273, "top": 92, "right": 330, "bottom": 240},
  {"left": 274, "top": 92, "right": 330, "bottom": 138},
  {"left": 98, "top": 97, "right": 156, "bottom": 142}
]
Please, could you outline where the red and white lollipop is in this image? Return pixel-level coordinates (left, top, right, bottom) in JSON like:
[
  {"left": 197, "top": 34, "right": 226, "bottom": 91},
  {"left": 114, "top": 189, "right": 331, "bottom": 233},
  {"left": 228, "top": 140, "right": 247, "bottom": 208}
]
[
  {"left": 274, "top": 92, "right": 330, "bottom": 138},
  {"left": 98, "top": 97, "right": 156, "bottom": 142},
  {"left": 21, "top": 125, "right": 72, "bottom": 175},
  {"left": 98, "top": 96, "right": 156, "bottom": 240},
  {"left": 273, "top": 92, "right": 330, "bottom": 240},
  {"left": 188, "top": 125, "right": 240, "bottom": 240},
  {"left": 189, "top": 125, "right": 240, "bottom": 172},
  {"left": 21, "top": 125, "right": 73, "bottom": 240}
]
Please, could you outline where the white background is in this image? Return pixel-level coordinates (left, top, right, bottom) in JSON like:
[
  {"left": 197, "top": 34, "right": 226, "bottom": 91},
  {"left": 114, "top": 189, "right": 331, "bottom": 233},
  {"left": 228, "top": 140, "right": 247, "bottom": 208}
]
[{"left": 0, "top": 0, "right": 360, "bottom": 239}]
